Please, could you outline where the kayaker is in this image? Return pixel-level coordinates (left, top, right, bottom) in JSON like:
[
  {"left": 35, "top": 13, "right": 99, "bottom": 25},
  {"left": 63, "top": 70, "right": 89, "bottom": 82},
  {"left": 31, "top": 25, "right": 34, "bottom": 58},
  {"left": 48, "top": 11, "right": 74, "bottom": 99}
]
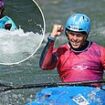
[
  {"left": 39, "top": 13, "right": 105, "bottom": 85},
  {"left": 0, "top": 0, "right": 17, "bottom": 30}
]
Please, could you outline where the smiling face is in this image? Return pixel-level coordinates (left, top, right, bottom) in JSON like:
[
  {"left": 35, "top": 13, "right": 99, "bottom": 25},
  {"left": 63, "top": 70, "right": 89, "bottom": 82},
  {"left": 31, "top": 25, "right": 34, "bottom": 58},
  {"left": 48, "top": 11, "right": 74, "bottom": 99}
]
[{"left": 66, "top": 31, "right": 87, "bottom": 49}]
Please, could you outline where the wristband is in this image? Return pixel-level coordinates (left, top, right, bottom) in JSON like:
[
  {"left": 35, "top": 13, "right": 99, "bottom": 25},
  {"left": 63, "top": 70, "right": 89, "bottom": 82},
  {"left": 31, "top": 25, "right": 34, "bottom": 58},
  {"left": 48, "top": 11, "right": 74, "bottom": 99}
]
[{"left": 48, "top": 35, "right": 56, "bottom": 41}]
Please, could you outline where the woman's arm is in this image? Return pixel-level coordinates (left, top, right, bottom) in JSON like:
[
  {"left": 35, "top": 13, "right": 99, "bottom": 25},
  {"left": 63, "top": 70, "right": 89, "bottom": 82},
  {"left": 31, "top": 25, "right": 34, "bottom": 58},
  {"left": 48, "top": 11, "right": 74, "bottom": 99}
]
[{"left": 39, "top": 36, "right": 57, "bottom": 70}]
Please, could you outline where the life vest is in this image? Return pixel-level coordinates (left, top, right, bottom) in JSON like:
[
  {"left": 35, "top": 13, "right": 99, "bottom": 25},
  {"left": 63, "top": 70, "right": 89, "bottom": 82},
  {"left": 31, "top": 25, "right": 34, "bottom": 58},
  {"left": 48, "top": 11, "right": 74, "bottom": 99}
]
[
  {"left": 56, "top": 42, "right": 105, "bottom": 82},
  {"left": 40, "top": 39, "right": 105, "bottom": 83}
]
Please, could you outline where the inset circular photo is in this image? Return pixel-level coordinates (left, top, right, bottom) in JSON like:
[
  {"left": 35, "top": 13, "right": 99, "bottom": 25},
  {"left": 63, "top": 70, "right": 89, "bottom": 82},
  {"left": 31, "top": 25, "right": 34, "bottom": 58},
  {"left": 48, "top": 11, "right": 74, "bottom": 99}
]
[{"left": 0, "top": 0, "right": 45, "bottom": 65}]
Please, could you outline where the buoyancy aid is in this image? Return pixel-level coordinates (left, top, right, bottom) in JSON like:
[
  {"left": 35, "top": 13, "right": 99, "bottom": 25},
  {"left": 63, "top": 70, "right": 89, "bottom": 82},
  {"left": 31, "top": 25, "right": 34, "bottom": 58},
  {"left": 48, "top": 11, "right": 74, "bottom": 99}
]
[{"left": 40, "top": 38, "right": 105, "bottom": 82}]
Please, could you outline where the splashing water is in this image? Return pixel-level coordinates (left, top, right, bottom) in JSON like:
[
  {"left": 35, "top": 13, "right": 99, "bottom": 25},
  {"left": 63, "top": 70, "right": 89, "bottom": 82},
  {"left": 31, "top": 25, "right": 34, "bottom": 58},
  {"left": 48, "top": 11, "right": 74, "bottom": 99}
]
[{"left": 0, "top": 28, "right": 44, "bottom": 65}]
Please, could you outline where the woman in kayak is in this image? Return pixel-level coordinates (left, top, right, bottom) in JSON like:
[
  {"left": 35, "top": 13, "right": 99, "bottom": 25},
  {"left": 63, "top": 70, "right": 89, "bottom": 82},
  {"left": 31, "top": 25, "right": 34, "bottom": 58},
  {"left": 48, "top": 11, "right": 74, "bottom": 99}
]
[
  {"left": 39, "top": 13, "right": 105, "bottom": 85},
  {"left": 0, "top": 0, "right": 17, "bottom": 30}
]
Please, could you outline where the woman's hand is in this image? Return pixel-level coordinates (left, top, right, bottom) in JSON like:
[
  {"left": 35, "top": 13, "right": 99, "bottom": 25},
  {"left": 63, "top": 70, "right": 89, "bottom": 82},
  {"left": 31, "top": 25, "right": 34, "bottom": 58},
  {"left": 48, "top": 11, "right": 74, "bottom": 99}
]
[{"left": 51, "top": 24, "right": 64, "bottom": 37}]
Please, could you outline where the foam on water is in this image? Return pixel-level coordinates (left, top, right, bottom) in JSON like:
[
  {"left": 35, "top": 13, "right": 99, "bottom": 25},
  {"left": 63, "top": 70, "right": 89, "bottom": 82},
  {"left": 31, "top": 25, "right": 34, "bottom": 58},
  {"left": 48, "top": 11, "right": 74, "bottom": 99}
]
[{"left": 0, "top": 28, "right": 44, "bottom": 65}]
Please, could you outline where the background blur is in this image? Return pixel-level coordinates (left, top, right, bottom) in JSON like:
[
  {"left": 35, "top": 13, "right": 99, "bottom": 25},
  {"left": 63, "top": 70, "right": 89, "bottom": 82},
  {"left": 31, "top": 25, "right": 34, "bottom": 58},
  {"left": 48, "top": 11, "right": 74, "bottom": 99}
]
[{"left": 0, "top": 0, "right": 105, "bottom": 104}]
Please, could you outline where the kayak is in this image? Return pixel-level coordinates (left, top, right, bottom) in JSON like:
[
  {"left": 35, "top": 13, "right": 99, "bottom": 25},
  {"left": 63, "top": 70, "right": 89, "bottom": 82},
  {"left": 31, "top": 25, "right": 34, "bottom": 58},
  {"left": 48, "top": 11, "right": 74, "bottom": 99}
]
[{"left": 26, "top": 85, "right": 105, "bottom": 105}]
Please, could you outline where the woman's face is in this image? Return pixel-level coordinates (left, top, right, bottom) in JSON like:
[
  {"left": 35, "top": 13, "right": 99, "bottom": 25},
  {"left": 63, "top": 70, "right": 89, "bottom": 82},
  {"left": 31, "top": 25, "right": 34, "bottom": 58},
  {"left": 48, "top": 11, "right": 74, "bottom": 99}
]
[{"left": 66, "top": 31, "right": 87, "bottom": 49}]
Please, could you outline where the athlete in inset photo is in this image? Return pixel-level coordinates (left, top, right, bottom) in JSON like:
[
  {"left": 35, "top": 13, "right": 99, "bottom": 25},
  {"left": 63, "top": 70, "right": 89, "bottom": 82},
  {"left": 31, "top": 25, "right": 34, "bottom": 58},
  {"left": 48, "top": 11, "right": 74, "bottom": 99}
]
[
  {"left": 0, "top": 0, "right": 17, "bottom": 30},
  {"left": 40, "top": 13, "right": 105, "bottom": 86}
]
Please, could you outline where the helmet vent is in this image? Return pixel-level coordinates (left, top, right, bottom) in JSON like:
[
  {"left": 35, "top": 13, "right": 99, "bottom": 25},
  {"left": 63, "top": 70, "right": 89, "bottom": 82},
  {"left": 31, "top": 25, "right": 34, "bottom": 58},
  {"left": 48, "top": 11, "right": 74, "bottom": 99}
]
[{"left": 83, "top": 16, "right": 89, "bottom": 22}]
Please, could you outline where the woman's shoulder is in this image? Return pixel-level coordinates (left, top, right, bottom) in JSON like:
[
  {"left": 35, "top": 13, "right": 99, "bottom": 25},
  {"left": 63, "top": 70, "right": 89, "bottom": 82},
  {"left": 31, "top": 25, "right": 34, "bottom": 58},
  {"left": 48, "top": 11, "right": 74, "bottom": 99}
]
[
  {"left": 92, "top": 42, "right": 105, "bottom": 49},
  {"left": 90, "top": 42, "right": 105, "bottom": 56}
]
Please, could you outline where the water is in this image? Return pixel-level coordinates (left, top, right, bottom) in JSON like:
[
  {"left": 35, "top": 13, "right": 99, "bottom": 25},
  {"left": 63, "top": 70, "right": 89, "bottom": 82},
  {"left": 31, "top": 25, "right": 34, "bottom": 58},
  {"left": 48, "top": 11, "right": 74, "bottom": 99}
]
[
  {"left": 0, "top": 29, "right": 43, "bottom": 65},
  {"left": 0, "top": 0, "right": 105, "bottom": 105}
]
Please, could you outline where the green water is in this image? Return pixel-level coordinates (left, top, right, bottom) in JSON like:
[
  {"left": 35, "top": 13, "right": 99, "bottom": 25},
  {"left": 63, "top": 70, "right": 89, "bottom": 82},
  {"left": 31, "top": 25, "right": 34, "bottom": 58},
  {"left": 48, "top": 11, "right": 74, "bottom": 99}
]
[{"left": 0, "top": 0, "right": 105, "bottom": 104}]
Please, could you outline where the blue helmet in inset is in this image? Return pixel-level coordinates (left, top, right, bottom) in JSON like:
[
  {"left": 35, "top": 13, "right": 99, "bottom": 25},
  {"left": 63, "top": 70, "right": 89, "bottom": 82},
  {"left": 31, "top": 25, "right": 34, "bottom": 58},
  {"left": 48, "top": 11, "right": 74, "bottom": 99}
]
[
  {"left": 65, "top": 13, "right": 91, "bottom": 35},
  {"left": 0, "top": 0, "right": 4, "bottom": 8}
]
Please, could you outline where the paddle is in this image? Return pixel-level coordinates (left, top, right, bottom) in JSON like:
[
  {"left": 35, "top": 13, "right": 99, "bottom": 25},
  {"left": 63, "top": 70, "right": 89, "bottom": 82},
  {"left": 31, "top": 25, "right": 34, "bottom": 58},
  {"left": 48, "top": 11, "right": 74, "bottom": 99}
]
[{"left": 0, "top": 80, "right": 105, "bottom": 92}]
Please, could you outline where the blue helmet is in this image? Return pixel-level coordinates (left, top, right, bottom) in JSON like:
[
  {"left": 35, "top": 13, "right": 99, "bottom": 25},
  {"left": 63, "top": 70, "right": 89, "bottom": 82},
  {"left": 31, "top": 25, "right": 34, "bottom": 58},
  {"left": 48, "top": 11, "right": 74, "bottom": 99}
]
[{"left": 65, "top": 13, "right": 91, "bottom": 35}]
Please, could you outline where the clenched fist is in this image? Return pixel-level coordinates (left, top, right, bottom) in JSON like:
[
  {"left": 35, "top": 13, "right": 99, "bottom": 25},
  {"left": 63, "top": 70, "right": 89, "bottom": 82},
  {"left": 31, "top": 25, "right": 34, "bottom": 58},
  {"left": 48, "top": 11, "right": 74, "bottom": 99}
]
[{"left": 51, "top": 24, "right": 64, "bottom": 37}]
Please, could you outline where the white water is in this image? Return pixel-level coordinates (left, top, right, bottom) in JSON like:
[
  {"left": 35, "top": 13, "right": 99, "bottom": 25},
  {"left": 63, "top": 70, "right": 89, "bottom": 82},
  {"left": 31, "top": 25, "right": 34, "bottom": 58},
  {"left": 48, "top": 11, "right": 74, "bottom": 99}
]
[{"left": 0, "top": 28, "right": 43, "bottom": 65}]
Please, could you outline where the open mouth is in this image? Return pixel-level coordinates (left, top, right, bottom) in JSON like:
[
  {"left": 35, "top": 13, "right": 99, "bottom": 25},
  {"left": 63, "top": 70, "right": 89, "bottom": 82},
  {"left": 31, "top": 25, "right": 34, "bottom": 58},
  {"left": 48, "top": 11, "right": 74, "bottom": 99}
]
[{"left": 71, "top": 41, "right": 80, "bottom": 47}]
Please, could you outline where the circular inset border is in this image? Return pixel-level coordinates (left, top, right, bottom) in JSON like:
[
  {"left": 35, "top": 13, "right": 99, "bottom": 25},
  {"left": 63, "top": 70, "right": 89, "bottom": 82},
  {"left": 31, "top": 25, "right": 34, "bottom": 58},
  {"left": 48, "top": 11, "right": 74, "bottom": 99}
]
[{"left": 0, "top": 0, "right": 45, "bottom": 65}]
